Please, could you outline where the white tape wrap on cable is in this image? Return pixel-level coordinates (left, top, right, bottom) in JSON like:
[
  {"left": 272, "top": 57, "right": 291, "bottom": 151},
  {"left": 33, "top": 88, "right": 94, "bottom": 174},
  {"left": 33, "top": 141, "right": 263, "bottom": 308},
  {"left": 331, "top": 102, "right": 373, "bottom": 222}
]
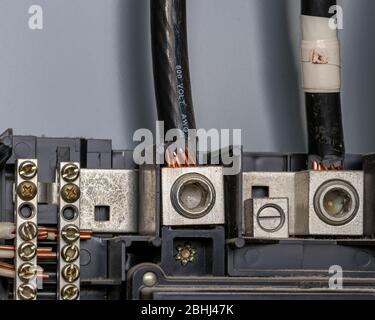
[{"left": 301, "top": 15, "right": 341, "bottom": 93}]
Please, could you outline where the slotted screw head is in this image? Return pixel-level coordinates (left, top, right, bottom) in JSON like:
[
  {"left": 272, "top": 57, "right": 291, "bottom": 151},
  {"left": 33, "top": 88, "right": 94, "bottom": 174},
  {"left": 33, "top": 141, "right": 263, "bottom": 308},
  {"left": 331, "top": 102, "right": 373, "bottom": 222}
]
[
  {"left": 61, "top": 284, "right": 79, "bottom": 300},
  {"left": 61, "top": 244, "right": 80, "bottom": 263},
  {"left": 256, "top": 204, "right": 285, "bottom": 233},
  {"left": 61, "top": 183, "right": 81, "bottom": 203},
  {"left": 17, "top": 181, "right": 37, "bottom": 201},
  {"left": 19, "top": 222, "right": 38, "bottom": 241},
  {"left": 61, "top": 225, "right": 80, "bottom": 243},
  {"left": 62, "top": 164, "right": 80, "bottom": 182},
  {"left": 19, "top": 161, "right": 37, "bottom": 180},
  {"left": 62, "top": 264, "right": 80, "bottom": 283},
  {"left": 18, "top": 263, "right": 37, "bottom": 282},
  {"left": 18, "top": 284, "right": 36, "bottom": 300},
  {"left": 18, "top": 242, "right": 37, "bottom": 261}
]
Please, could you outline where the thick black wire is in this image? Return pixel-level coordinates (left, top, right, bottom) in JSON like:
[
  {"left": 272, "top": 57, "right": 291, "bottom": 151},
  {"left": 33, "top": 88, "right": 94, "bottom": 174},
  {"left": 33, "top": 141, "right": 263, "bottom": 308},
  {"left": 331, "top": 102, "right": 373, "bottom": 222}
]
[
  {"left": 301, "top": 0, "right": 345, "bottom": 164},
  {"left": 151, "top": 0, "right": 196, "bottom": 138}
]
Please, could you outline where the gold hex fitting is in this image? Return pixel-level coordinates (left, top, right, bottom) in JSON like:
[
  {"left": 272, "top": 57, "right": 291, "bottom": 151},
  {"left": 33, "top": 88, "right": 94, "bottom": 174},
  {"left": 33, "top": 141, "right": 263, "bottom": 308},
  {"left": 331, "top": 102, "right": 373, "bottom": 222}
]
[{"left": 175, "top": 243, "right": 197, "bottom": 266}]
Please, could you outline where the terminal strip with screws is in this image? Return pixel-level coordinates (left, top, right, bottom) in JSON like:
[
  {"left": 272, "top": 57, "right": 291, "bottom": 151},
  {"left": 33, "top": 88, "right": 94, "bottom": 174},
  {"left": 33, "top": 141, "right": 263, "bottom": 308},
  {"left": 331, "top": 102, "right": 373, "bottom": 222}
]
[
  {"left": 58, "top": 163, "right": 81, "bottom": 300},
  {"left": 1, "top": 130, "right": 375, "bottom": 300},
  {"left": 15, "top": 160, "right": 39, "bottom": 300}
]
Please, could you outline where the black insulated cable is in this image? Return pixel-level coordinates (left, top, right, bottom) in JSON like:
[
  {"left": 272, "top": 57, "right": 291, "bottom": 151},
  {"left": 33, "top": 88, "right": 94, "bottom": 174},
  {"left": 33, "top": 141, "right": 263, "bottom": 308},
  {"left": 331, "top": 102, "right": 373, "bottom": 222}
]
[
  {"left": 151, "top": 0, "right": 196, "bottom": 138},
  {"left": 301, "top": 0, "right": 345, "bottom": 169},
  {"left": 302, "top": 0, "right": 337, "bottom": 17}
]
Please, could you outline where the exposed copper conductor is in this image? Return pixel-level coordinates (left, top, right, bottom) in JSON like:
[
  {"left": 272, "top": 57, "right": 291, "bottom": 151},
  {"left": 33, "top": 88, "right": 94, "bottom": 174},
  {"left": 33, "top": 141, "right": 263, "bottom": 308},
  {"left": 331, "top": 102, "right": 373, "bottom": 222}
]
[
  {"left": 165, "top": 147, "right": 197, "bottom": 168},
  {"left": 312, "top": 161, "right": 344, "bottom": 171},
  {"left": 0, "top": 262, "right": 15, "bottom": 271},
  {"left": 0, "top": 262, "right": 49, "bottom": 279},
  {"left": 37, "top": 226, "right": 92, "bottom": 241},
  {"left": 0, "top": 245, "right": 56, "bottom": 259}
]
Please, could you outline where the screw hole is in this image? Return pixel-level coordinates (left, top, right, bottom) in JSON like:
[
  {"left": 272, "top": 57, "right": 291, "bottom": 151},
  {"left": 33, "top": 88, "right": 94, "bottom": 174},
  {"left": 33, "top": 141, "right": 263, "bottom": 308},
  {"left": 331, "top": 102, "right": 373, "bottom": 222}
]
[
  {"left": 62, "top": 206, "right": 78, "bottom": 221},
  {"left": 18, "top": 203, "right": 35, "bottom": 219}
]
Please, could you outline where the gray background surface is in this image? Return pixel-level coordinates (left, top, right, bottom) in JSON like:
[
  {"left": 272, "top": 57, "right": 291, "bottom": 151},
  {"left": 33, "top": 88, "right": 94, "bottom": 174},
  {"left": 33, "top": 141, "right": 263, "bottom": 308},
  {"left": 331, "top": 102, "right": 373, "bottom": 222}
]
[{"left": 0, "top": 0, "right": 374, "bottom": 153}]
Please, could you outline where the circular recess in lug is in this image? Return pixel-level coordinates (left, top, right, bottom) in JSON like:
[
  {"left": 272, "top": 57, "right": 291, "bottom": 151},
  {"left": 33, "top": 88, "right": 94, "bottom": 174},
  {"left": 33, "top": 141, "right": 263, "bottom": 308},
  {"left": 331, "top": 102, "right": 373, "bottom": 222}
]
[
  {"left": 171, "top": 173, "right": 216, "bottom": 220},
  {"left": 62, "top": 205, "right": 79, "bottom": 222},
  {"left": 18, "top": 203, "right": 36, "bottom": 219},
  {"left": 314, "top": 179, "right": 359, "bottom": 226}
]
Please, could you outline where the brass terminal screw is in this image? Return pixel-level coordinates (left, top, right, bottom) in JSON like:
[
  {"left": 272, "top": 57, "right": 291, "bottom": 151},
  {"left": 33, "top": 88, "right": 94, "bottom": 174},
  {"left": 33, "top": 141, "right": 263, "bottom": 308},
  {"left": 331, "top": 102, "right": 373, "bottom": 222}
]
[
  {"left": 62, "top": 264, "right": 80, "bottom": 283},
  {"left": 18, "top": 242, "right": 37, "bottom": 261},
  {"left": 61, "top": 225, "right": 80, "bottom": 243},
  {"left": 17, "top": 181, "right": 37, "bottom": 202},
  {"left": 19, "top": 222, "right": 38, "bottom": 241},
  {"left": 61, "top": 244, "right": 80, "bottom": 263},
  {"left": 18, "top": 284, "right": 36, "bottom": 300},
  {"left": 61, "top": 284, "right": 79, "bottom": 300},
  {"left": 61, "top": 164, "right": 80, "bottom": 182},
  {"left": 19, "top": 161, "right": 37, "bottom": 180},
  {"left": 18, "top": 263, "right": 37, "bottom": 282},
  {"left": 175, "top": 243, "right": 197, "bottom": 266},
  {"left": 61, "top": 183, "right": 80, "bottom": 203}
]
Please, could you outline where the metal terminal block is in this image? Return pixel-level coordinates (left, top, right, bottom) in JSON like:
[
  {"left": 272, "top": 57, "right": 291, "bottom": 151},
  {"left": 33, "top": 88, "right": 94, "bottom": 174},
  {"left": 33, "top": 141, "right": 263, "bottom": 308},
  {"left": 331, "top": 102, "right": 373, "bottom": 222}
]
[
  {"left": 294, "top": 171, "right": 364, "bottom": 236},
  {"left": 14, "top": 159, "right": 38, "bottom": 300},
  {"left": 79, "top": 169, "right": 138, "bottom": 233},
  {"left": 252, "top": 198, "right": 289, "bottom": 239},
  {"left": 243, "top": 172, "right": 296, "bottom": 236},
  {"left": 162, "top": 167, "right": 225, "bottom": 226},
  {"left": 58, "top": 162, "right": 81, "bottom": 300}
]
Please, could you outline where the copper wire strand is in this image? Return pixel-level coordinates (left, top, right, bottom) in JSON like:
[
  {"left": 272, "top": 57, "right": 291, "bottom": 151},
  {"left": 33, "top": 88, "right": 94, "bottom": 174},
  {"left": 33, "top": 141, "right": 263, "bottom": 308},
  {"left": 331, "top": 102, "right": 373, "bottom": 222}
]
[
  {"left": 38, "top": 252, "right": 57, "bottom": 259},
  {"left": 311, "top": 161, "right": 344, "bottom": 171},
  {"left": 0, "top": 263, "right": 49, "bottom": 279},
  {"left": 0, "top": 262, "right": 14, "bottom": 270},
  {"left": 165, "top": 147, "right": 197, "bottom": 168},
  {"left": 0, "top": 246, "right": 56, "bottom": 259},
  {"left": 0, "top": 245, "right": 53, "bottom": 252},
  {"left": 37, "top": 229, "right": 92, "bottom": 241}
]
